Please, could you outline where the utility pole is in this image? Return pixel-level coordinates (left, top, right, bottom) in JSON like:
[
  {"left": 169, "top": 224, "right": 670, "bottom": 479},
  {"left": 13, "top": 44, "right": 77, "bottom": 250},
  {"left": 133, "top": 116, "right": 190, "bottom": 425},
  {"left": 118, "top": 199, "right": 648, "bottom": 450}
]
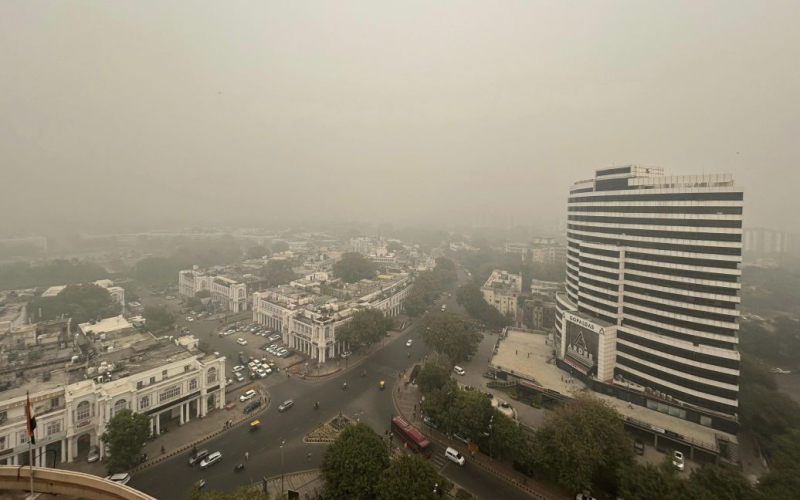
[{"left": 280, "top": 439, "right": 285, "bottom": 496}]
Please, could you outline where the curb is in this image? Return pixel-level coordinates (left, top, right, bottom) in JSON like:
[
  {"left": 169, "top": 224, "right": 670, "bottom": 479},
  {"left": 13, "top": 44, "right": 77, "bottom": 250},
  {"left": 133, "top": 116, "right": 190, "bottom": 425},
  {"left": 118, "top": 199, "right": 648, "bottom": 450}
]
[{"left": 130, "top": 392, "right": 272, "bottom": 473}]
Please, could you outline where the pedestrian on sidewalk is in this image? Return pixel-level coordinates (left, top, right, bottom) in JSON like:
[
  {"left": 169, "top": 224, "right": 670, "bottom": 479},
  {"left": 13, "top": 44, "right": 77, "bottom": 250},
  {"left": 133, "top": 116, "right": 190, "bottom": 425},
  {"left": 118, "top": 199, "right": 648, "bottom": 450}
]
[
  {"left": 307, "top": 452, "right": 312, "bottom": 461},
  {"left": 245, "top": 452, "right": 249, "bottom": 460}
]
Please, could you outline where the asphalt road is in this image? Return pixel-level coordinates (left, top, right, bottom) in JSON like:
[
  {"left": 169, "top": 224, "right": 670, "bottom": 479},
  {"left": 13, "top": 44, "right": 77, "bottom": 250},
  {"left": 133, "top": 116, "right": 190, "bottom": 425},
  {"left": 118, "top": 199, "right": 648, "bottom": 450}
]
[{"left": 129, "top": 270, "right": 537, "bottom": 500}]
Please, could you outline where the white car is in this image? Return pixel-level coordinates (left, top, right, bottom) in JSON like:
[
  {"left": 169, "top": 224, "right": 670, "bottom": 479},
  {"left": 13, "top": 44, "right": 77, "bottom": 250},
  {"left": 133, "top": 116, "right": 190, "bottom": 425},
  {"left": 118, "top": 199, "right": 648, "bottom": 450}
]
[
  {"left": 240, "top": 389, "right": 257, "bottom": 402},
  {"left": 454, "top": 366, "right": 466, "bottom": 376},
  {"left": 406, "top": 339, "right": 413, "bottom": 347},
  {"left": 673, "top": 451, "right": 685, "bottom": 471},
  {"left": 256, "top": 368, "right": 267, "bottom": 378},
  {"left": 186, "top": 317, "right": 194, "bottom": 322},
  {"left": 199, "top": 451, "right": 222, "bottom": 469},
  {"left": 234, "top": 372, "right": 244, "bottom": 382},
  {"left": 237, "top": 338, "right": 248, "bottom": 346},
  {"left": 445, "top": 447, "right": 465, "bottom": 466},
  {"left": 105, "top": 473, "right": 131, "bottom": 485},
  {"left": 232, "top": 365, "right": 244, "bottom": 373}
]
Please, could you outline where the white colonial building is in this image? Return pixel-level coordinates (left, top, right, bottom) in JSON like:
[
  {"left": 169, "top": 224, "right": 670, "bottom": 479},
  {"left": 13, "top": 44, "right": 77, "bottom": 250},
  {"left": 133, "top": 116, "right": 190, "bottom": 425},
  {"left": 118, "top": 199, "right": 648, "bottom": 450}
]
[
  {"left": 179, "top": 269, "right": 248, "bottom": 313},
  {"left": 481, "top": 270, "right": 523, "bottom": 318},
  {"left": 0, "top": 331, "right": 225, "bottom": 467},
  {"left": 252, "top": 273, "right": 411, "bottom": 364}
]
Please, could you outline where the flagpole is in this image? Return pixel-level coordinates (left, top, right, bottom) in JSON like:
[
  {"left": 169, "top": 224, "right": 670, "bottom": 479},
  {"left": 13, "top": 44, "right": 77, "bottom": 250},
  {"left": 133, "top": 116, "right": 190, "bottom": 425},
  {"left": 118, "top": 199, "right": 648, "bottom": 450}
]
[
  {"left": 28, "top": 439, "right": 33, "bottom": 495},
  {"left": 25, "top": 391, "right": 35, "bottom": 495}
]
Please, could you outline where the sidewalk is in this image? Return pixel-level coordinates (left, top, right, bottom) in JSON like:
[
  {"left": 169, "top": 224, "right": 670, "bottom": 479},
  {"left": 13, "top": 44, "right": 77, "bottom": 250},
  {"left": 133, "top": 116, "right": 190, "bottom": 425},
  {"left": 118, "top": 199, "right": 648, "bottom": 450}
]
[
  {"left": 392, "top": 375, "right": 568, "bottom": 500},
  {"left": 61, "top": 383, "right": 271, "bottom": 477},
  {"left": 264, "top": 469, "right": 324, "bottom": 499},
  {"left": 292, "top": 316, "right": 416, "bottom": 380}
]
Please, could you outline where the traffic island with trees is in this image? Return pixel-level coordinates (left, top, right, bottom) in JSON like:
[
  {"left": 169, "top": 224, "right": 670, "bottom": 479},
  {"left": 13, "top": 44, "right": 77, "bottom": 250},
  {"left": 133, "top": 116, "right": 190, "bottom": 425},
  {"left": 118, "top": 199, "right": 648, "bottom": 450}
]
[{"left": 420, "top": 312, "right": 483, "bottom": 364}]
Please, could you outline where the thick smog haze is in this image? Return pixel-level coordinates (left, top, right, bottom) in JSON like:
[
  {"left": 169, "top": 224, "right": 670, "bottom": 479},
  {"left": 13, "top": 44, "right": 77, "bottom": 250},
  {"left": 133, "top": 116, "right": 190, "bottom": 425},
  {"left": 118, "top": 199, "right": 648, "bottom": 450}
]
[{"left": 2, "top": 1, "right": 799, "bottom": 234}]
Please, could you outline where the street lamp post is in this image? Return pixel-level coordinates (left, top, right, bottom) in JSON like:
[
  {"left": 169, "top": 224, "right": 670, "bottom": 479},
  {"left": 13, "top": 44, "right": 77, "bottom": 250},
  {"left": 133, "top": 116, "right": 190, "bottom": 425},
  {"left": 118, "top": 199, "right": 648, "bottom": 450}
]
[
  {"left": 280, "top": 439, "right": 285, "bottom": 495},
  {"left": 489, "top": 416, "right": 494, "bottom": 460}
]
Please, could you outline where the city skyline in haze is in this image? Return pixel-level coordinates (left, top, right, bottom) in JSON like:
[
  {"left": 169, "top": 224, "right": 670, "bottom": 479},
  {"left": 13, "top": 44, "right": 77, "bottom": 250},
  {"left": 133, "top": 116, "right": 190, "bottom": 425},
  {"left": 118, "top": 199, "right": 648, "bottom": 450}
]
[{"left": 2, "top": 1, "right": 799, "bottom": 235}]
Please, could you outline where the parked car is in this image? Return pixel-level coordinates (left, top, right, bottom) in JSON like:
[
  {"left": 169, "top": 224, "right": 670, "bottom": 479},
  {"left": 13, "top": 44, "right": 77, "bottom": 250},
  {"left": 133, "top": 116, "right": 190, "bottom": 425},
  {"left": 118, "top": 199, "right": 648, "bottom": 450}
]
[
  {"left": 278, "top": 400, "right": 294, "bottom": 412},
  {"left": 244, "top": 400, "right": 261, "bottom": 414},
  {"left": 188, "top": 449, "right": 209, "bottom": 466},
  {"left": 673, "top": 451, "right": 685, "bottom": 471},
  {"left": 186, "top": 317, "right": 194, "bottom": 322},
  {"left": 423, "top": 416, "right": 439, "bottom": 429},
  {"left": 237, "top": 338, "right": 248, "bottom": 346},
  {"left": 199, "top": 451, "right": 222, "bottom": 469},
  {"left": 232, "top": 365, "right": 244, "bottom": 373},
  {"left": 234, "top": 372, "right": 244, "bottom": 382},
  {"left": 341, "top": 351, "right": 352, "bottom": 358},
  {"left": 281, "top": 350, "right": 292, "bottom": 358},
  {"left": 240, "top": 389, "right": 257, "bottom": 402},
  {"left": 105, "top": 473, "right": 131, "bottom": 485},
  {"left": 575, "top": 494, "right": 597, "bottom": 500},
  {"left": 451, "top": 433, "right": 469, "bottom": 445},
  {"left": 634, "top": 439, "right": 644, "bottom": 455},
  {"left": 454, "top": 366, "right": 466, "bottom": 376},
  {"left": 256, "top": 368, "right": 267, "bottom": 378},
  {"left": 406, "top": 339, "right": 413, "bottom": 347},
  {"left": 87, "top": 445, "right": 100, "bottom": 463}
]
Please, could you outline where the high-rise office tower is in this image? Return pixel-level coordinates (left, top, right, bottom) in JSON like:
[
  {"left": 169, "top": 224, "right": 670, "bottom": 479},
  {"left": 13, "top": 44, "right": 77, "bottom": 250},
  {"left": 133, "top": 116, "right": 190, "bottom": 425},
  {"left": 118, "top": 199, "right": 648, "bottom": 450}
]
[{"left": 555, "top": 165, "right": 742, "bottom": 418}]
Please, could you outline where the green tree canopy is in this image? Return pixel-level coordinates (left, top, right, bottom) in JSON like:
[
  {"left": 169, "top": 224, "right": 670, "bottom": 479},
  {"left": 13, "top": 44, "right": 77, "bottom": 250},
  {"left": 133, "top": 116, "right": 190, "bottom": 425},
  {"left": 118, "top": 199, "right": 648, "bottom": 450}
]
[
  {"left": 0, "top": 259, "right": 109, "bottom": 291},
  {"left": 403, "top": 292, "right": 426, "bottom": 318},
  {"left": 321, "top": 423, "right": 390, "bottom": 500},
  {"left": 28, "top": 283, "right": 121, "bottom": 331},
  {"left": 337, "top": 309, "right": 393, "bottom": 351},
  {"left": 143, "top": 305, "right": 176, "bottom": 331},
  {"left": 246, "top": 245, "right": 269, "bottom": 260},
  {"left": 377, "top": 454, "right": 450, "bottom": 500},
  {"left": 333, "top": 252, "right": 378, "bottom": 283},
  {"left": 271, "top": 240, "right": 290, "bottom": 253},
  {"left": 531, "top": 392, "right": 634, "bottom": 492},
  {"left": 417, "top": 353, "right": 454, "bottom": 395},
  {"left": 257, "top": 259, "right": 297, "bottom": 287},
  {"left": 456, "top": 283, "right": 512, "bottom": 328},
  {"left": 100, "top": 408, "right": 151, "bottom": 473},
  {"left": 421, "top": 312, "right": 482, "bottom": 363}
]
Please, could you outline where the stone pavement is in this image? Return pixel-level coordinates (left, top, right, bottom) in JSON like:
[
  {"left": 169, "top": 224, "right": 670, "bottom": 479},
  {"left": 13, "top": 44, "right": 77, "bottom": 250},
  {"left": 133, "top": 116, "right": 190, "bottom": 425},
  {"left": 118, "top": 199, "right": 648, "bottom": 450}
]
[
  {"left": 61, "top": 383, "right": 271, "bottom": 477},
  {"left": 264, "top": 469, "right": 323, "bottom": 499},
  {"left": 392, "top": 372, "right": 569, "bottom": 500}
]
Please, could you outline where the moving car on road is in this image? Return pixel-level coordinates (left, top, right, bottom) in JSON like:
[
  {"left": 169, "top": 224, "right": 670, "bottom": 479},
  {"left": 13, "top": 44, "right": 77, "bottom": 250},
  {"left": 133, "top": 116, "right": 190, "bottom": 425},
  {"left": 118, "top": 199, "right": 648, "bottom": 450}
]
[
  {"left": 199, "top": 452, "right": 222, "bottom": 470},
  {"left": 188, "top": 450, "right": 209, "bottom": 466},
  {"left": 278, "top": 399, "right": 294, "bottom": 412},
  {"left": 673, "top": 451, "right": 685, "bottom": 471},
  {"left": 445, "top": 447, "right": 465, "bottom": 466},
  {"left": 406, "top": 340, "right": 413, "bottom": 347}
]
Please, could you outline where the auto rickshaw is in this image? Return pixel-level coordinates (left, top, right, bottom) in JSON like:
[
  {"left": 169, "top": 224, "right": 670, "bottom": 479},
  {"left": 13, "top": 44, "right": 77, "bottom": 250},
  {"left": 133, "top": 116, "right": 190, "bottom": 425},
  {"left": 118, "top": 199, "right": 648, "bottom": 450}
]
[
  {"left": 249, "top": 420, "right": 260, "bottom": 431},
  {"left": 379, "top": 380, "right": 385, "bottom": 390}
]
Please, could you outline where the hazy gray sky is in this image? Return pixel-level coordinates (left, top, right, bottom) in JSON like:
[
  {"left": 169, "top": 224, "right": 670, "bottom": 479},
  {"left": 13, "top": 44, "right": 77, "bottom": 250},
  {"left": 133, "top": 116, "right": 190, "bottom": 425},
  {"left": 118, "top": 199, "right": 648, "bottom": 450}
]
[{"left": 2, "top": 1, "right": 799, "bottom": 234}]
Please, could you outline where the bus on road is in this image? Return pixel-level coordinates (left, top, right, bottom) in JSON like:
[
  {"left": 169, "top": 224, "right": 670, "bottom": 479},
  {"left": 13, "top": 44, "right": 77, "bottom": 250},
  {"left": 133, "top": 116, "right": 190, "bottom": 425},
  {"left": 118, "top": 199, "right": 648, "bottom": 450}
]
[{"left": 391, "top": 415, "right": 432, "bottom": 457}]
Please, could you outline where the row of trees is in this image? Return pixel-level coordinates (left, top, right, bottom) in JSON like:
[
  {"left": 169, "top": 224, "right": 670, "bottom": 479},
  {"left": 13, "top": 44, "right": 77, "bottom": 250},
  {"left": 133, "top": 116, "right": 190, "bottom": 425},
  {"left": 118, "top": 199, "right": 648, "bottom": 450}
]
[
  {"left": 0, "top": 259, "right": 110, "bottom": 291},
  {"left": 333, "top": 252, "right": 379, "bottom": 283},
  {"left": 455, "top": 282, "right": 512, "bottom": 328},
  {"left": 27, "top": 283, "right": 121, "bottom": 332},
  {"left": 450, "top": 247, "right": 564, "bottom": 289},
  {"left": 419, "top": 312, "right": 483, "bottom": 364},
  {"left": 403, "top": 258, "right": 458, "bottom": 318},
  {"left": 337, "top": 309, "right": 395, "bottom": 352},
  {"left": 254, "top": 259, "right": 298, "bottom": 287},
  {"left": 322, "top": 423, "right": 451, "bottom": 500},
  {"left": 417, "top": 353, "right": 525, "bottom": 460},
  {"left": 142, "top": 305, "right": 176, "bottom": 331}
]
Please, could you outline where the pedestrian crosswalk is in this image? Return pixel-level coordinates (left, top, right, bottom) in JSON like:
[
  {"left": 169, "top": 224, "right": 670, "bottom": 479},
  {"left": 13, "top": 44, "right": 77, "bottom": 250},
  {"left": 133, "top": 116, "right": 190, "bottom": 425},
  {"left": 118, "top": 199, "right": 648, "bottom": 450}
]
[
  {"left": 430, "top": 451, "right": 448, "bottom": 470},
  {"left": 372, "top": 363, "right": 402, "bottom": 378}
]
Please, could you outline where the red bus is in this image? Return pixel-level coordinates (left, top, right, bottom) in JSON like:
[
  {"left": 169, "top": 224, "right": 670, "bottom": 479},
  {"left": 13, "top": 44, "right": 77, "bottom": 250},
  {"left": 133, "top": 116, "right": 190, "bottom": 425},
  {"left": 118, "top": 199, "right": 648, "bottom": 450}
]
[{"left": 391, "top": 415, "right": 432, "bottom": 457}]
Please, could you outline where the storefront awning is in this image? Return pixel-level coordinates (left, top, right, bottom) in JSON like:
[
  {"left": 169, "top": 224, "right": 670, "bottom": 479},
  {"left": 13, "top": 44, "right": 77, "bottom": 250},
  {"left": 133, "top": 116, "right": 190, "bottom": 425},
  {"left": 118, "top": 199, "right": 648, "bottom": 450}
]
[{"left": 564, "top": 356, "right": 591, "bottom": 375}]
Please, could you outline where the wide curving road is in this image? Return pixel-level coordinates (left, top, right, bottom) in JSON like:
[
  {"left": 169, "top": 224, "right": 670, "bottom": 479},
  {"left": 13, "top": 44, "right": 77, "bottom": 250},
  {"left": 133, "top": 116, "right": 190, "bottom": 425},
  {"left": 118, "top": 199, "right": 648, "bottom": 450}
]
[{"left": 130, "top": 269, "right": 537, "bottom": 500}]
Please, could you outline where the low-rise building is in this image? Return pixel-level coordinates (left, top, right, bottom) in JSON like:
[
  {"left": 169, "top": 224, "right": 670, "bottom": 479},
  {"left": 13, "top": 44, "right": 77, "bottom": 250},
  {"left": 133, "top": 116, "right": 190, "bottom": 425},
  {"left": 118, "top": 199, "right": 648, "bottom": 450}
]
[
  {"left": 0, "top": 327, "right": 225, "bottom": 467},
  {"left": 481, "top": 270, "right": 522, "bottom": 318},
  {"left": 253, "top": 273, "right": 411, "bottom": 363}
]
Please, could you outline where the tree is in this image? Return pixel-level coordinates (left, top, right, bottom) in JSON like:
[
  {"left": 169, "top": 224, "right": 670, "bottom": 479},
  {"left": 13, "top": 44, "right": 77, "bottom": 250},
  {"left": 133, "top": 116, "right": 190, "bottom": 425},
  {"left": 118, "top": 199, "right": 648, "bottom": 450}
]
[
  {"left": 337, "top": 309, "right": 393, "bottom": 351},
  {"left": 118, "top": 281, "right": 140, "bottom": 303},
  {"left": 271, "top": 240, "right": 290, "bottom": 253},
  {"left": 186, "top": 485, "right": 269, "bottom": 500},
  {"left": 417, "top": 353, "right": 454, "bottom": 395},
  {"left": 28, "top": 283, "right": 121, "bottom": 331},
  {"left": 490, "top": 409, "right": 527, "bottom": 460},
  {"left": 246, "top": 245, "right": 269, "bottom": 260},
  {"left": 143, "top": 305, "right": 176, "bottom": 331},
  {"left": 403, "top": 292, "right": 426, "bottom": 317},
  {"left": 333, "top": 252, "right": 378, "bottom": 283},
  {"left": 739, "top": 382, "right": 800, "bottom": 440},
  {"left": 531, "top": 392, "right": 634, "bottom": 492},
  {"left": 257, "top": 260, "right": 297, "bottom": 287},
  {"left": 687, "top": 464, "right": 755, "bottom": 500},
  {"left": 420, "top": 312, "right": 483, "bottom": 363},
  {"left": 321, "top": 423, "right": 390, "bottom": 500},
  {"left": 456, "top": 283, "right": 512, "bottom": 328},
  {"left": 134, "top": 256, "right": 185, "bottom": 286},
  {"left": 101, "top": 409, "right": 151, "bottom": 473},
  {"left": 377, "top": 454, "right": 450, "bottom": 500},
  {"left": 387, "top": 241, "right": 404, "bottom": 253},
  {"left": 186, "top": 297, "right": 204, "bottom": 311},
  {"left": 617, "top": 462, "right": 690, "bottom": 500},
  {"left": 0, "top": 259, "right": 109, "bottom": 291}
]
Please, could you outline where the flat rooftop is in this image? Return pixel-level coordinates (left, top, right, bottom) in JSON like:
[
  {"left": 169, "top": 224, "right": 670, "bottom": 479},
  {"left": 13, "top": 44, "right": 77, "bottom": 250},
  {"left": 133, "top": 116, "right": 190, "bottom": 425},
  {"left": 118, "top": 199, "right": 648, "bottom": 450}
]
[
  {"left": 491, "top": 329, "right": 735, "bottom": 450},
  {"left": 78, "top": 316, "right": 132, "bottom": 335},
  {"left": 1, "top": 369, "right": 70, "bottom": 401}
]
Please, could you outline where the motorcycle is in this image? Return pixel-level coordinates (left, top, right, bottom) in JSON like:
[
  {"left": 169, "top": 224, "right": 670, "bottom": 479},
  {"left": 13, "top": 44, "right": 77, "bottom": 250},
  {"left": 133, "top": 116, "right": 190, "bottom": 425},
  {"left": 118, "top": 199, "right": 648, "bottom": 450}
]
[
  {"left": 234, "top": 463, "right": 245, "bottom": 472},
  {"left": 314, "top": 402, "right": 320, "bottom": 410},
  {"left": 342, "top": 383, "right": 347, "bottom": 390}
]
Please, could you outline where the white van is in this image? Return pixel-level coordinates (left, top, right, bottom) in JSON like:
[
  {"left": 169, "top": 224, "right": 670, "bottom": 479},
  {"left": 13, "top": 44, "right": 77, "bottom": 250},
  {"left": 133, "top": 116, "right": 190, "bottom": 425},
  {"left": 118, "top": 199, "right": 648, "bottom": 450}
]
[
  {"left": 454, "top": 366, "right": 466, "bottom": 376},
  {"left": 445, "top": 447, "right": 465, "bottom": 466}
]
